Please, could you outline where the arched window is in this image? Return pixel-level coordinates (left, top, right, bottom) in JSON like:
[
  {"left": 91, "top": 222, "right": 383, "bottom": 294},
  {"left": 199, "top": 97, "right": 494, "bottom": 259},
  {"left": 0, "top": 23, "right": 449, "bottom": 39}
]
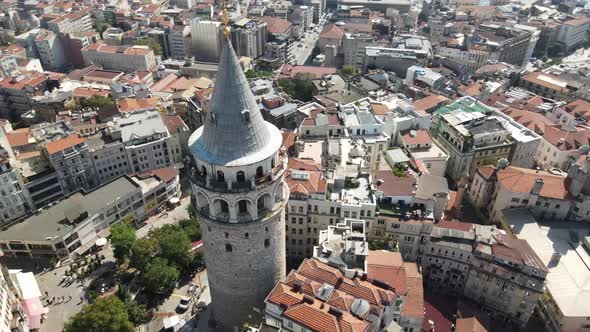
[
  {"left": 257, "top": 196, "right": 265, "bottom": 210},
  {"left": 271, "top": 158, "right": 276, "bottom": 168},
  {"left": 256, "top": 166, "right": 264, "bottom": 178},
  {"left": 236, "top": 171, "right": 246, "bottom": 183},
  {"left": 244, "top": 233, "right": 249, "bottom": 239},
  {"left": 201, "top": 166, "right": 207, "bottom": 177},
  {"left": 238, "top": 200, "right": 248, "bottom": 214},
  {"left": 216, "top": 170, "right": 225, "bottom": 183},
  {"left": 220, "top": 200, "right": 229, "bottom": 213}
]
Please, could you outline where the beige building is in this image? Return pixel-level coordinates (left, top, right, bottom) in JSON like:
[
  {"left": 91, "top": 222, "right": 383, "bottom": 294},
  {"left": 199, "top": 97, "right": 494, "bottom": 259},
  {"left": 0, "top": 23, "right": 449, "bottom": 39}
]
[
  {"left": 469, "top": 165, "right": 576, "bottom": 224},
  {"left": 82, "top": 43, "right": 157, "bottom": 73}
]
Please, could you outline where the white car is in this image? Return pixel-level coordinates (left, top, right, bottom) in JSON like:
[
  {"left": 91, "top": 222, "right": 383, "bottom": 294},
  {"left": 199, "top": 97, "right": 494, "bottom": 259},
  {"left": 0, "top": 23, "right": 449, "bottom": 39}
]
[{"left": 177, "top": 296, "right": 191, "bottom": 312}]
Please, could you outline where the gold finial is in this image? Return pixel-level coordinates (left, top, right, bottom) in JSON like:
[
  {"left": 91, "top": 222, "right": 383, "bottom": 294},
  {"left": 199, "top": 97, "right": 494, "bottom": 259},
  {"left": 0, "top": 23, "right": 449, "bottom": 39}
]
[{"left": 222, "top": 0, "right": 229, "bottom": 38}]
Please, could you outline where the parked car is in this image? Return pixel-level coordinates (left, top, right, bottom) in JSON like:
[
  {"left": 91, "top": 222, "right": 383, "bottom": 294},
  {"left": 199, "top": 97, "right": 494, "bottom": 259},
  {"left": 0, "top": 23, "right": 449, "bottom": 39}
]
[{"left": 177, "top": 296, "right": 191, "bottom": 312}]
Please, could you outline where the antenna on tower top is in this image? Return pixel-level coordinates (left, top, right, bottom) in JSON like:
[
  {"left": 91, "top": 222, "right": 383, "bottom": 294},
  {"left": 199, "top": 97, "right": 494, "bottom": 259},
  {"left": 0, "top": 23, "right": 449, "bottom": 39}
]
[{"left": 222, "top": 0, "right": 229, "bottom": 38}]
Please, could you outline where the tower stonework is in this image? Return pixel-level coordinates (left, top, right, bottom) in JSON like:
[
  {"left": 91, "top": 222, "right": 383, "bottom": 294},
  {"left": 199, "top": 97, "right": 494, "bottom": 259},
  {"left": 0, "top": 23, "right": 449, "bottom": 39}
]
[{"left": 187, "top": 38, "right": 287, "bottom": 331}]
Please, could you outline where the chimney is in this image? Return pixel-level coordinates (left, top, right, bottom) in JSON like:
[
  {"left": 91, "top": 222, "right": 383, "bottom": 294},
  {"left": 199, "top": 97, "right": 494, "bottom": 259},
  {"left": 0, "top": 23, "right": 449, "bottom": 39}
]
[{"left": 531, "top": 178, "right": 544, "bottom": 195}]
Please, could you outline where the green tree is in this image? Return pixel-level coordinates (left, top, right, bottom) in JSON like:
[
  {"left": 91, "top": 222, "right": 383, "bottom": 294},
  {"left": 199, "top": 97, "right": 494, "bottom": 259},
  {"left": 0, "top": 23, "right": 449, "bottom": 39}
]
[
  {"left": 110, "top": 223, "right": 136, "bottom": 263},
  {"left": 133, "top": 38, "right": 162, "bottom": 56},
  {"left": 278, "top": 73, "right": 315, "bottom": 102},
  {"left": 142, "top": 258, "right": 179, "bottom": 293},
  {"left": 124, "top": 300, "right": 149, "bottom": 325},
  {"left": 340, "top": 65, "right": 358, "bottom": 76},
  {"left": 129, "top": 238, "right": 158, "bottom": 272},
  {"left": 64, "top": 296, "right": 134, "bottom": 332},
  {"left": 244, "top": 69, "right": 274, "bottom": 79},
  {"left": 159, "top": 228, "right": 192, "bottom": 271},
  {"left": 179, "top": 218, "right": 201, "bottom": 242},
  {"left": 81, "top": 95, "right": 114, "bottom": 110}
]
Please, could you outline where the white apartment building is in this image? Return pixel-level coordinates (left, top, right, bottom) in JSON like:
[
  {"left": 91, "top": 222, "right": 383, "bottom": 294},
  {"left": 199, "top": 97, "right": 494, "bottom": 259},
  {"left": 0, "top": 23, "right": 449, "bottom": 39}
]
[
  {"left": 0, "top": 131, "right": 33, "bottom": 225},
  {"left": 230, "top": 19, "right": 268, "bottom": 59},
  {"left": 82, "top": 43, "right": 157, "bottom": 73},
  {"left": 89, "top": 136, "right": 130, "bottom": 184},
  {"left": 0, "top": 55, "right": 17, "bottom": 78},
  {"left": 168, "top": 25, "right": 191, "bottom": 59},
  {"left": 556, "top": 16, "right": 590, "bottom": 52},
  {"left": 47, "top": 11, "right": 93, "bottom": 34},
  {"left": 285, "top": 158, "right": 377, "bottom": 267},
  {"left": 190, "top": 20, "right": 224, "bottom": 62},
  {"left": 34, "top": 29, "right": 66, "bottom": 72},
  {"left": 0, "top": 268, "right": 30, "bottom": 332},
  {"left": 113, "top": 111, "right": 176, "bottom": 174}
]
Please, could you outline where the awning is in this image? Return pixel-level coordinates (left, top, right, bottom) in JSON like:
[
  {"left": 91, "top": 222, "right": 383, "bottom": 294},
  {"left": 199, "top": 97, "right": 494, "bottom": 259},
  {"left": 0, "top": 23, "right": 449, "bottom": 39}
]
[
  {"left": 163, "top": 315, "right": 181, "bottom": 329},
  {"left": 23, "top": 297, "right": 48, "bottom": 329}
]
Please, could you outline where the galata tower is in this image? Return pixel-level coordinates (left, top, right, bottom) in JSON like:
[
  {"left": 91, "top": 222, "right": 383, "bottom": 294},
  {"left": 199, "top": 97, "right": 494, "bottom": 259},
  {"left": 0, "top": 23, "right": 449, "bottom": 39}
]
[{"left": 187, "top": 36, "right": 287, "bottom": 331}]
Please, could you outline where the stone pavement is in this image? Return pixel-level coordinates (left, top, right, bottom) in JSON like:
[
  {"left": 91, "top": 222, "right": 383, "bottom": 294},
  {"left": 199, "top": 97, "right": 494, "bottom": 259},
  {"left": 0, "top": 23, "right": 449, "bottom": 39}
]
[
  {"left": 37, "top": 196, "right": 193, "bottom": 331},
  {"left": 142, "top": 270, "right": 211, "bottom": 332}
]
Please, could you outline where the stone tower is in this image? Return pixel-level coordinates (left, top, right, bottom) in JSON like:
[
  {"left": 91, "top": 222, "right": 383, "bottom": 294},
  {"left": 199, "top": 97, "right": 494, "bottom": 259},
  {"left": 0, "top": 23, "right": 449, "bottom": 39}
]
[{"left": 187, "top": 37, "right": 287, "bottom": 331}]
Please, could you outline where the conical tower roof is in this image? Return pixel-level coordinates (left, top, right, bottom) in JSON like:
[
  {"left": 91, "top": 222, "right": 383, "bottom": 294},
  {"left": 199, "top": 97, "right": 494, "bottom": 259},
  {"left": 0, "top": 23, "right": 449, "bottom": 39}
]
[{"left": 189, "top": 38, "right": 282, "bottom": 166}]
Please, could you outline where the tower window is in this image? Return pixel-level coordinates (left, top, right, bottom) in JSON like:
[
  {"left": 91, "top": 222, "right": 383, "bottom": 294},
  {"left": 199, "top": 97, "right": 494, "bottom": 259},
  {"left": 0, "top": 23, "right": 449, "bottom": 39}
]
[
  {"left": 216, "top": 170, "right": 225, "bottom": 183},
  {"left": 224, "top": 232, "right": 229, "bottom": 238},
  {"left": 238, "top": 200, "right": 248, "bottom": 214},
  {"left": 244, "top": 233, "right": 249, "bottom": 239},
  {"left": 225, "top": 244, "right": 232, "bottom": 252},
  {"left": 236, "top": 171, "right": 245, "bottom": 183},
  {"left": 264, "top": 239, "right": 270, "bottom": 248},
  {"left": 256, "top": 166, "right": 264, "bottom": 178},
  {"left": 242, "top": 109, "right": 250, "bottom": 123},
  {"left": 220, "top": 200, "right": 229, "bottom": 213}
]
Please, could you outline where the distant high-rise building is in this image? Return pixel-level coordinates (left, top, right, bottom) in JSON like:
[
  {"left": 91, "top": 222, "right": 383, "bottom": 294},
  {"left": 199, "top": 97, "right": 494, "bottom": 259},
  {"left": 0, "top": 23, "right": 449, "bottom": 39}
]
[
  {"left": 190, "top": 19, "right": 224, "bottom": 62},
  {"left": 230, "top": 19, "right": 267, "bottom": 59}
]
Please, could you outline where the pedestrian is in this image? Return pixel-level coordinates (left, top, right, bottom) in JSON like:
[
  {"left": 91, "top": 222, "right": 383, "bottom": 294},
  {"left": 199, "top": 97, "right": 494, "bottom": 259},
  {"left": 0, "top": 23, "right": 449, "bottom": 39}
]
[
  {"left": 68, "top": 292, "right": 72, "bottom": 300},
  {"left": 44, "top": 291, "right": 48, "bottom": 298},
  {"left": 80, "top": 296, "right": 84, "bottom": 303}
]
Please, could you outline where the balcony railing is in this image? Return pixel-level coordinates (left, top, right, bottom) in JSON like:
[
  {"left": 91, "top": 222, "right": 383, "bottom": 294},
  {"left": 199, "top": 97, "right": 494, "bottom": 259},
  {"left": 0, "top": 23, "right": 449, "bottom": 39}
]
[{"left": 188, "top": 155, "right": 287, "bottom": 193}]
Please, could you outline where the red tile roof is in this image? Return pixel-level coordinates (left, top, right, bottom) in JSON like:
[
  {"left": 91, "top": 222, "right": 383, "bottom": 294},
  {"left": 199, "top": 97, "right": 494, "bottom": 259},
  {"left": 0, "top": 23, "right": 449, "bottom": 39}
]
[
  {"left": 280, "top": 65, "right": 337, "bottom": 79},
  {"left": 401, "top": 129, "right": 432, "bottom": 146},
  {"left": 257, "top": 17, "right": 292, "bottom": 35},
  {"left": 367, "top": 251, "right": 406, "bottom": 293},
  {"left": 45, "top": 134, "right": 86, "bottom": 155},
  {"left": 564, "top": 99, "right": 590, "bottom": 121},
  {"left": 320, "top": 24, "right": 344, "bottom": 41},
  {"left": 414, "top": 95, "right": 450, "bottom": 115},
  {"left": 401, "top": 262, "right": 424, "bottom": 318},
  {"left": 6, "top": 128, "right": 31, "bottom": 147},
  {"left": 563, "top": 16, "right": 590, "bottom": 27},
  {"left": 456, "top": 317, "right": 488, "bottom": 332},
  {"left": 116, "top": 97, "right": 160, "bottom": 113},
  {"left": 436, "top": 220, "right": 475, "bottom": 232},
  {"left": 72, "top": 87, "right": 109, "bottom": 98},
  {"left": 285, "top": 159, "right": 326, "bottom": 196},
  {"left": 162, "top": 115, "right": 188, "bottom": 134},
  {"left": 496, "top": 166, "right": 569, "bottom": 200},
  {"left": 374, "top": 171, "right": 416, "bottom": 196},
  {"left": 491, "top": 233, "right": 547, "bottom": 271}
]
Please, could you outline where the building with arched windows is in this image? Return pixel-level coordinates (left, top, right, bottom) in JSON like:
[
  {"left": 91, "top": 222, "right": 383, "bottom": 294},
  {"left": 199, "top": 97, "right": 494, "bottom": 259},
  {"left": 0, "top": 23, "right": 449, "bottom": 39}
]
[{"left": 187, "top": 37, "right": 288, "bottom": 331}]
